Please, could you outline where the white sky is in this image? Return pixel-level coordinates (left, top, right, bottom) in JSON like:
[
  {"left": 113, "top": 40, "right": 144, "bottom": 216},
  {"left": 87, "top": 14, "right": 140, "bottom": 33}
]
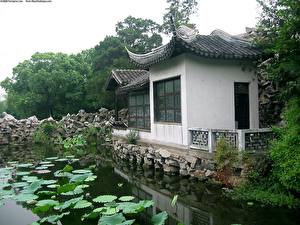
[{"left": 0, "top": 0, "right": 260, "bottom": 97}]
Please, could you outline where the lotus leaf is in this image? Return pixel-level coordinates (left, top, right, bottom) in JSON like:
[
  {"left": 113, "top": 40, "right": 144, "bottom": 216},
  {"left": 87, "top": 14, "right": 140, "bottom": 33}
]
[
  {"left": 62, "top": 164, "right": 73, "bottom": 172},
  {"left": 21, "top": 180, "right": 43, "bottom": 194},
  {"left": 39, "top": 211, "right": 70, "bottom": 224},
  {"left": 57, "top": 183, "right": 77, "bottom": 194},
  {"left": 77, "top": 184, "right": 89, "bottom": 189},
  {"left": 117, "top": 200, "right": 154, "bottom": 214},
  {"left": 15, "top": 193, "right": 38, "bottom": 202},
  {"left": 93, "top": 206, "right": 118, "bottom": 215},
  {"left": 41, "top": 180, "right": 57, "bottom": 185},
  {"left": 47, "top": 184, "right": 60, "bottom": 189},
  {"left": 17, "top": 163, "right": 33, "bottom": 168},
  {"left": 45, "top": 157, "right": 59, "bottom": 161},
  {"left": 61, "top": 186, "right": 84, "bottom": 196},
  {"left": 37, "top": 191, "right": 56, "bottom": 196},
  {"left": 54, "top": 196, "right": 83, "bottom": 211},
  {"left": 119, "top": 196, "right": 135, "bottom": 202},
  {"left": 35, "top": 166, "right": 48, "bottom": 170},
  {"left": 70, "top": 174, "right": 91, "bottom": 183},
  {"left": 85, "top": 175, "right": 97, "bottom": 182},
  {"left": 151, "top": 211, "right": 168, "bottom": 225},
  {"left": 73, "top": 200, "right": 92, "bottom": 209},
  {"left": 36, "top": 199, "right": 60, "bottom": 207},
  {"left": 55, "top": 158, "right": 69, "bottom": 162},
  {"left": 54, "top": 170, "right": 72, "bottom": 178},
  {"left": 93, "top": 195, "right": 118, "bottom": 203},
  {"left": 16, "top": 171, "right": 31, "bottom": 176},
  {"left": 98, "top": 213, "right": 126, "bottom": 225},
  {"left": 39, "top": 161, "right": 52, "bottom": 165},
  {"left": 72, "top": 169, "right": 91, "bottom": 174},
  {"left": 13, "top": 182, "right": 29, "bottom": 188},
  {"left": 22, "top": 176, "right": 39, "bottom": 183},
  {"left": 34, "top": 170, "right": 51, "bottom": 174}
]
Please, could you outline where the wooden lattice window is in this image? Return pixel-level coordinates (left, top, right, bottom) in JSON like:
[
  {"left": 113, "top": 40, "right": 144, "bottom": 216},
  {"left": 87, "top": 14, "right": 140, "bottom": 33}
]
[
  {"left": 128, "top": 91, "right": 150, "bottom": 130},
  {"left": 154, "top": 77, "right": 181, "bottom": 123}
]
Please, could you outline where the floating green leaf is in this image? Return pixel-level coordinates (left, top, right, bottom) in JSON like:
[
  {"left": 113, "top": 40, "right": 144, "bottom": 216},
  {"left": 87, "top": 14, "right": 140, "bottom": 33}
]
[
  {"left": 45, "top": 157, "right": 59, "bottom": 161},
  {"left": 36, "top": 199, "right": 60, "bottom": 207},
  {"left": 119, "top": 196, "right": 135, "bottom": 202},
  {"left": 22, "top": 176, "right": 39, "bottom": 183},
  {"left": 41, "top": 180, "right": 57, "bottom": 185},
  {"left": 16, "top": 171, "right": 31, "bottom": 176},
  {"left": 35, "top": 166, "right": 48, "bottom": 170},
  {"left": 93, "top": 195, "right": 118, "bottom": 203},
  {"left": 98, "top": 213, "right": 126, "bottom": 225},
  {"left": 17, "top": 163, "right": 33, "bottom": 168},
  {"left": 12, "top": 182, "right": 29, "bottom": 188},
  {"left": 40, "top": 212, "right": 70, "bottom": 224},
  {"left": 70, "top": 174, "right": 90, "bottom": 183},
  {"left": 73, "top": 200, "right": 92, "bottom": 209},
  {"left": 151, "top": 211, "right": 168, "bottom": 225},
  {"left": 54, "top": 196, "right": 83, "bottom": 211},
  {"left": 39, "top": 161, "right": 52, "bottom": 165},
  {"left": 54, "top": 170, "right": 72, "bottom": 178},
  {"left": 94, "top": 207, "right": 119, "bottom": 215},
  {"left": 47, "top": 184, "right": 60, "bottom": 189},
  {"left": 57, "top": 183, "right": 77, "bottom": 194},
  {"left": 15, "top": 193, "right": 38, "bottom": 202},
  {"left": 171, "top": 195, "right": 178, "bottom": 207},
  {"left": 72, "top": 169, "right": 92, "bottom": 174},
  {"left": 61, "top": 186, "right": 84, "bottom": 196},
  {"left": 85, "top": 175, "right": 97, "bottom": 182},
  {"left": 62, "top": 164, "right": 73, "bottom": 172},
  {"left": 21, "top": 180, "right": 43, "bottom": 194},
  {"left": 37, "top": 191, "right": 56, "bottom": 196},
  {"left": 55, "top": 158, "right": 69, "bottom": 162}
]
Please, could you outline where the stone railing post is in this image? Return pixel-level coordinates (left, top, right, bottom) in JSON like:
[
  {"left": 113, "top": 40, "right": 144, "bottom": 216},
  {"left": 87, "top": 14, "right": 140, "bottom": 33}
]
[
  {"left": 208, "top": 129, "right": 214, "bottom": 153},
  {"left": 237, "top": 129, "right": 245, "bottom": 151}
]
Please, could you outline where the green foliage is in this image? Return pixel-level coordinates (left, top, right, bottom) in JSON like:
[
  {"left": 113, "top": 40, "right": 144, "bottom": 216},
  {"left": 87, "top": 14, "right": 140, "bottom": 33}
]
[
  {"left": 83, "top": 125, "right": 112, "bottom": 146},
  {"left": 116, "top": 16, "right": 162, "bottom": 53},
  {"left": 63, "top": 134, "right": 87, "bottom": 156},
  {"left": 163, "top": 0, "right": 198, "bottom": 34},
  {"left": 214, "top": 138, "right": 239, "bottom": 171},
  {"left": 0, "top": 98, "right": 7, "bottom": 113},
  {"left": 1, "top": 52, "right": 89, "bottom": 119},
  {"left": 126, "top": 129, "right": 139, "bottom": 144},
  {"left": 33, "top": 122, "right": 61, "bottom": 145},
  {"left": 269, "top": 98, "right": 300, "bottom": 192},
  {"left": 151, "top": 211, "right": 168, "bottom": 225}
]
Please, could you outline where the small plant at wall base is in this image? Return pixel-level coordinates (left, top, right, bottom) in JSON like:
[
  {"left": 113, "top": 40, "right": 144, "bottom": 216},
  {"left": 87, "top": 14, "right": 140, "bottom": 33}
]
[
  {"left": 126, "top": 129, "right": 139, "bottom": 144},
  {"left": 214, "top": 138, "right": 239, "bottom": 188},
  {"left": 33, "top": 121, "right": 62, "bottom": 145},
  {"left": 63, "top": 134, "right": 87, "bottom": 156}
]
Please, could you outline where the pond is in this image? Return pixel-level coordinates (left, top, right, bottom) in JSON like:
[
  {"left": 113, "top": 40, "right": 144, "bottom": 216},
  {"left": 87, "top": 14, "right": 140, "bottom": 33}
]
[{"left": 0, "top": 145, "right": 299, "bottom": 225}]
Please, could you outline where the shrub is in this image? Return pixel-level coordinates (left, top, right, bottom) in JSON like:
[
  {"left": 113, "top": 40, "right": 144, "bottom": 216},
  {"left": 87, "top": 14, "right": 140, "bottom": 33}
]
[
  {"left": 214, "top": 138, "right": 239, "bottom": 187},
  {"left": 63, "top": 134, "right": 87, "bottom": 156},
  {"left": 126, "top": 129, "right": 139, "bottom": 144},
  {"left": 33, "top": 122, "right": 61, "bottom": 144},
  {"left": 83, "top": 125, "right": 112, "bottom": 146}
]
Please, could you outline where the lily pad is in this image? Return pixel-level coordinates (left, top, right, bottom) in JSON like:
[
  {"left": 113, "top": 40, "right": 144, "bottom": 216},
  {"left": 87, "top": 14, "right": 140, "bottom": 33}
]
[
  {"left": 22, "top": 176, "right": 39, "bottom": 183},
  {"left": 55, "top": 158, "right": 69, "bottom": 162},
  {"left": 17, "top": 163, "right": 33, "bottom": 168},
  {"left": 40, "top": 212, "right": 70, "bottom": 224},
  {"left": 62, "top": 164, "right": 73, "bottom": 172},
  {"left": 119, "top": 196, "right": 135, "bottom": 202},
  {"left": 35, "top": 166, "right": 48, "bottom": 170},
  {"left": 73, "top": 200, "right": 92, "bottom": 209},
  {"left": 93, "top": 195, "right": 117, "bottom": 203},
  {"left": 37, "top": 191, "right": 56, "bottom": 196},
  {"left": 45, "top": 157, "right": 59, "bottom": 161},
  {"left": 54, "top": 196, "right": 83, "bottom": 211},
  {"left": 16, "top": 171, "right": 31, "bottom": 176},
  {"left": 94, "top": 206, "right": 119, "bottom": 215},
  {"left": 15, "top": 193, "right": 38, "bottom": 202},
  {"left": 47, "top": 184, "right": 60, "bottom": 189},
  {"left": 34, "top": 170, "right": 51, "bottom": 174},
  {"left": 98, "top": 213, "right": 126, "bottom": 225},
  {"left": 12, "top": 182, "right": 29, "bottom": 188},
  {"left": 151, "top": 211, "right": 168, "bottom": 225},
  {"left": 39, "top": 161, "right": 52, "bottom": 165},
  {"left": 85, "top": 175, "right": 97, "bottom": 182},
  {"left": 72, "top": 169, "right": 92, "bottom": 174},
  {"left": 36, "top": 199, "right": 60, "bottom": 207},
  {"left": 41, "top": 180, "right": 57, "bottom": 185}
]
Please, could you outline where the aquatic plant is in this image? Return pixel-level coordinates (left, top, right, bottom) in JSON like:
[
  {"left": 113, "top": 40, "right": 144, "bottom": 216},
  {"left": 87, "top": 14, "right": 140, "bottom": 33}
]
[{"left": 0, "top": 157, "right": 169, "bottom": 225}]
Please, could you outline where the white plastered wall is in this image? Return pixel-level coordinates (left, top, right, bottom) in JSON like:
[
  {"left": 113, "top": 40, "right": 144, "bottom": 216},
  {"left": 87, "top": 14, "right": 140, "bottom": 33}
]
[
  {"left": 185, "top": 53, "right": 259, "bottom": 130},
  {"left": 149, "top": 54, "right": 189, "bottom": 147}
]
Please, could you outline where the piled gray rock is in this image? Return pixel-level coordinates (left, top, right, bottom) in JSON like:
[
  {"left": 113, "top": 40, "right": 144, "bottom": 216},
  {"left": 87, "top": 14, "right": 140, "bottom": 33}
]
[
  {"left": 0, "top": 108, "right": 118, "bottom": 145},
  {"left": 112, "top": 140, "right": 216, "bottom": 178},
  {"left": 0, "top": 113, "right": 40, "bottom": 144}
]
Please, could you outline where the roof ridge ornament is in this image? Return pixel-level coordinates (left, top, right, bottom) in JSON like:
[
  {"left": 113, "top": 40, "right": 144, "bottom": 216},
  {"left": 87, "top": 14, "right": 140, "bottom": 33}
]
[{"left": 175, "top": 25, "right": 198, "bottom": 43}]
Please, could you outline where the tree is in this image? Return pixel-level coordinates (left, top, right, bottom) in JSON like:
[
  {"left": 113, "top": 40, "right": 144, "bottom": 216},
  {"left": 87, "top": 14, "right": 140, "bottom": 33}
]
[
  {"left": 162, "top": 0, "right": 198, "bottom": 34},
  {"left": 116, "top": 16, "right": 163, "bottom": 53},
  {"left": 1, "top": 52, "right": 90, "bottom": 119}
]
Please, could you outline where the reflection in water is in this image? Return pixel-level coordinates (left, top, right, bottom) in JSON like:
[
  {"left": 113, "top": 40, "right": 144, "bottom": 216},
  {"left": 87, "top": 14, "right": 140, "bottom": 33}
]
[
  {"left": 0, "top": 200, "right": 39, "bottom": 225},
  {"left": 115, "top": 168, "right": 214, "bottom": 225},
  {"left": 0, "top": 144, "right": 300, "bottom": 225}
]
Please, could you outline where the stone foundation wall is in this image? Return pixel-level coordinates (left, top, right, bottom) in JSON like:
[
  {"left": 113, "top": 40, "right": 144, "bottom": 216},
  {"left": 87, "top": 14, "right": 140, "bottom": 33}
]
[{"left": 112, "top": 139, "right": 216, "bottom": 179}]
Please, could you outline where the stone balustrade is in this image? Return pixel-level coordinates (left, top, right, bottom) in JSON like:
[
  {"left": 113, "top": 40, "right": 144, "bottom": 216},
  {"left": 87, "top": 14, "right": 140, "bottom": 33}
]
[{"left": 189, "top": 128, "right": 273, "bottom": 152}]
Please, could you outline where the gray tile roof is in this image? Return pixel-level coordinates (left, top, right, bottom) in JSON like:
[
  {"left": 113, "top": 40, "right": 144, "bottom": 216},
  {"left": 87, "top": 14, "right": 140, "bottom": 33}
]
[
  {"left": 126, "top": 25, "right": 262, "bottom": 68},
  {"left": 105, "top": 69, "right": 149, "bottom": 92}
]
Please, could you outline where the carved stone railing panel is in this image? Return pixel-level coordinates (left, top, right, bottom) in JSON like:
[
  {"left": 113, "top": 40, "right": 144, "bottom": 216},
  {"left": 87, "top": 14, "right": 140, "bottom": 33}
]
[
  {"left": 189, "top": 129, "right": 209, "bottom": 150},
  {"left": 212, "top": 130, "right": 238, "bottom": 149},
  {"left": 244, "top": 130, "right": 273, "bottom": 151}
]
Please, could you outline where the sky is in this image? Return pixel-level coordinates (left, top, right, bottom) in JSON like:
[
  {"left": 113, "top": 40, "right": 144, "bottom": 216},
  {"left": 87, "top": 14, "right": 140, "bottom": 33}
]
[{"left": 0, "top": 0, "right": 260, "bottom": 98}]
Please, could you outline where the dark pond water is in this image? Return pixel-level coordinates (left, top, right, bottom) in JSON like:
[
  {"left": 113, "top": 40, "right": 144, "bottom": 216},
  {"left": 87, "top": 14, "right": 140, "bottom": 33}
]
[{"left": 0, "top": 145, "right": 299, "bottom": 225}]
